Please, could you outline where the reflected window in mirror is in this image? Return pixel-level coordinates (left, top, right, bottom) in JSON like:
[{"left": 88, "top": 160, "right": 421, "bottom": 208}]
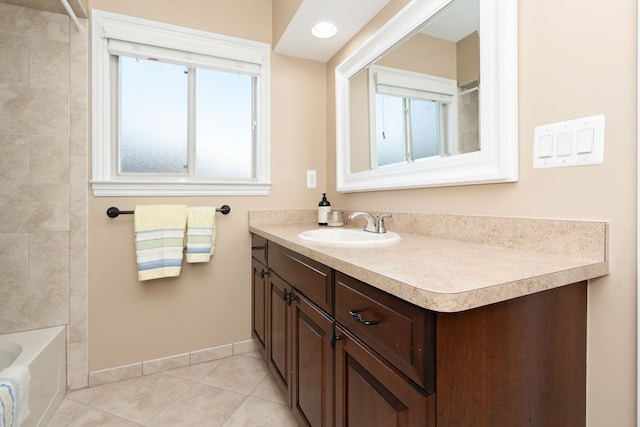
[
  {"left": 335, "top": 0, "right": 517, "bottom": 192},
  {"left": 369, "top": 65, "right": 459, "bottom": 168}
]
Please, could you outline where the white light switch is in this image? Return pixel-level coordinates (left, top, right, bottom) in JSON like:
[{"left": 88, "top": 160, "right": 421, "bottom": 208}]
[
  {"left": 533, "top": 115, "right": 605, "bottom": 169},
  {"left": 557, "top": 131, "right": 573, "bottom": 157},
  {"left": 576, "top": 128, "right": 594, "bottom": 153},
  {"left": 539, "top": 135, "right": 553, "bottom": 158}
]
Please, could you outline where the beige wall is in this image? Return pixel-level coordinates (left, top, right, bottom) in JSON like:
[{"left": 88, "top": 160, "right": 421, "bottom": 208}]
[
  {"left": 272, "top": 0, "right": 303, "bottom": 47},
  {"left": 87, "top": 0, "right": 327, "bottom": 370},
  {"left": 378, "top": 33, "right": 457, "bottom": 78},
  {"left": 328, "top": 0, "right": 637, "bottom": 425},
  {"left": 457, "top": 31, "right": 479, "bottom": 87}
]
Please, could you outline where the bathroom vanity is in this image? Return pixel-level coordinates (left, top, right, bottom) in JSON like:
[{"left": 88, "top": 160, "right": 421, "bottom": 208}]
[{"left": 249, "top": 211, "right": 608, "bottom": 427}]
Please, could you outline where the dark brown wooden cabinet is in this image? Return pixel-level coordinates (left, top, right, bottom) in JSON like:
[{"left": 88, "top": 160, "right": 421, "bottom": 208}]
[
  {"left": 266, "top": 243, "right": 336, "bottom": 425},
  {"left": 251, "top": 236, "right": 268, "bottom": 359},
  {"left": 435, "top": 282, "right": 587, "bottom": 427},
  {"left": 267, "top": 271, "right": 292, "bottom": 402},
  {"left": 334, "top": 325, "right": 436, "bottom": 427},
  {"left": 251, "top": 235, "right": 588, "bottom": 427},
  {"left": 251, "top": 258, "right": 268, "bottom": 358},
  {"left": 291, "top": 291, "right": 334, "bottom": 427}
]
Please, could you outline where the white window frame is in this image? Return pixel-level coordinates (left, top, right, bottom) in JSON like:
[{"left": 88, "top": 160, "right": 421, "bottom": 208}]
[
  {"left": 368, "top": 65, "right": 458, "bottom": 168},
  {"left": 91, "top": 10, "right": 271, "bottom": 196}
]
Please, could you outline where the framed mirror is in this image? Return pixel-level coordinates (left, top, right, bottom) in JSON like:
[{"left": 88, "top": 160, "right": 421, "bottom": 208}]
[{"left": 336, "top": 0, "right": 518, "bottom": 192}]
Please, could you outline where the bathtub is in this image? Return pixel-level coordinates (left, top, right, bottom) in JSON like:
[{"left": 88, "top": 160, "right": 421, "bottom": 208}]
[{"left": 0, "top": 326, "right": 66, "bottom": 427}]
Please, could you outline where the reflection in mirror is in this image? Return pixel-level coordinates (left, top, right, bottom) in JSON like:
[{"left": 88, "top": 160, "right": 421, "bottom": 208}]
[
  {"left": 351, "top": 0, "right": 479, "bottom": 173},
  {"left": 336, "top": 0, "right": 517, "bottom": 192}
]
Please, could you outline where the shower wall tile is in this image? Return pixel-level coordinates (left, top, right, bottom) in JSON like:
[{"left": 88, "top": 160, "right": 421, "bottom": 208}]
[
  {"left": 69, "top": 247, "right": 87, "bottom": 297},
  {"left": 0, "top": 184, "right": 69, "bottom": 233},
  {"left": 0, "top": 32, "right": 28, "bottom": 85},
  {"left": 0, "top": 280, "right": 69, "bottom": 333},
  {"left": 28, "top": 232, "right": 70, "bottom": 283},
  {"left": 69, "top": 18, "right": 88, "bottom": 158},
  {"left": 1, "top": 2, "right": 88, "bottom": 391},
  {"left": 69, "top": 155, "right": 86, "bottom": 206},
  {"left": 0, "top": 233, "right": 28, "bottom": 282},
  {"left": 69, "top": 15, "right": 89, "bottom": 391},
  {"left": 0, "top": 134, "right": 28, "bottom": 184},
  {"left": 0, "top": 185, "right": 31, "bottom": 232},
  {"left": 29, "top": 38, "right": 70, "bottom": 89},
  {"left": 0, "top": 85, "right": 30, "bottom": 134},
  {"left": 69, "top": 96, "right": 87, "bottom": 157},
  {"left": 0, "top": 3, "right": 69, "bottom": 43},
  {"left": 28, "top": 87, "right": 69, "bottom": 136},
  {"left": 69, "top": 203, "right": 87, "bottom": 249},
  {"left": 28, "top": 184, "right": 70, "bottom": 232},
  {"left": 29, "top": 134, "right": 70, "bottom": 184},
  {"left": 69, "top": 294, "right": 87, "bottom": 342},
  {"left": 0, "top": 86, "right": 69, "bottom": 136},
  {"left": 68, "top": 341, "right": 89, "bottom": 390}
]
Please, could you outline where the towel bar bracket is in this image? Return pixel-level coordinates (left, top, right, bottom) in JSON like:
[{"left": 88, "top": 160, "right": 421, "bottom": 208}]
[{"left": 107, "top": 205, "right": 231, "bottom": 218}]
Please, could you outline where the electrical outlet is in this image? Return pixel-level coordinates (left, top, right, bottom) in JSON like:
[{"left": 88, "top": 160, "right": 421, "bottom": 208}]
[{"left": 307, "top": 170, "right": 317, "bottom": 188}]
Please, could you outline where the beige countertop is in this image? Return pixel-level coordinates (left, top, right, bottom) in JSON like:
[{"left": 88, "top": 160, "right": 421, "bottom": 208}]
[{"left": 249, "top": 210, "right": 609, "bottom": 312}]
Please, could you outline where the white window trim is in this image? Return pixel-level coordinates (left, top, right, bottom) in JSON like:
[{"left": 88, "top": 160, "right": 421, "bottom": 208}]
[
  {"left": 91, "top": 10, "right": 271, "bottom": 196},
  {"left": 368, "top": 65, "right": 459, "bottom": 168}
]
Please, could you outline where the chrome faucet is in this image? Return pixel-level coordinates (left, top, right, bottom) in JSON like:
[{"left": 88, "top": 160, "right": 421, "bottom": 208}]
[{"left": 349, "top": 211, "right": 392, "bottom": 234}]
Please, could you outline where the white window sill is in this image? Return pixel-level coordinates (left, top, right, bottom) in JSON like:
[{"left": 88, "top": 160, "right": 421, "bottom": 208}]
[{"left": 91, "top": 180, "right": 271, "bottom": 197}]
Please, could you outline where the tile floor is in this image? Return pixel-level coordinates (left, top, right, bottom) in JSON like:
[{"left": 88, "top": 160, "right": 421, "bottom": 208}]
[{"left": 48, "top": 352, "right": 298, "bottom": 426}]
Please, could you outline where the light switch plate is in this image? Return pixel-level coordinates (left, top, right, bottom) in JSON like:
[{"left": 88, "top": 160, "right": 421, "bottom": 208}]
[
  {"left": 306, "top": 170, "right": 317, "bottom": 188},
  {"left": 533, "top": 115, "right": 605, "bottom": 169}
]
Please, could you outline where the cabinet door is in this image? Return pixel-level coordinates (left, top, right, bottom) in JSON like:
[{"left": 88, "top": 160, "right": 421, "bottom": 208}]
[
  {"left": 335, "top": 326, "right": 435, "bottom": 427},
  {"left": 267, "top": 272, "right": 291, "bottom": 403},
  {"left": 251, "top": 258, "right": 268, "bottom": 359},
  {"left": 291, "top": 292, "right": 334, "bottom": 427}
]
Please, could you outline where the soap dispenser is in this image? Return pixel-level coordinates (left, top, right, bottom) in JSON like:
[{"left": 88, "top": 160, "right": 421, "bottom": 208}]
[{"left": 318, "top": 193, "right": 331, "bottom": 225}]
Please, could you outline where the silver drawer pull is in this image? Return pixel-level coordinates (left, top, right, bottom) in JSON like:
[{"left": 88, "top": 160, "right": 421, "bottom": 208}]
[{"left": 348, "top": 309, "right": 380, "bottom": 326}]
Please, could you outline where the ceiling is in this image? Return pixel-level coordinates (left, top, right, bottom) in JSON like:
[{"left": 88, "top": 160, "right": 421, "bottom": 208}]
[
  {"left": 420, "top": 0, "right": 478, "bottom": 42},
  {"left": 273, "top": 0, "right": 391, "bottom": 62}
]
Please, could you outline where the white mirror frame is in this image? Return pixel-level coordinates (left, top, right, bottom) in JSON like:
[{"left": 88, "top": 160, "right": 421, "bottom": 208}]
[{"left": 336, "top": 0, "right": 518, "bottom": 192}]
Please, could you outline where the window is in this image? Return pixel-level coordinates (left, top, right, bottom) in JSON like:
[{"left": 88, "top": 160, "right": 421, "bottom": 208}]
[
  {"left": 92, "top": 10, "right": 271, "bottom": 196},
  {"left": 369, "top": 65, "right": 457, "bottom": 169}
]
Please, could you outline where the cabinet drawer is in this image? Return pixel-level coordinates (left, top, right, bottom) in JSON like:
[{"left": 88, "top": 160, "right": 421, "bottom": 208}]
[
  {"left": 268, "top": 243, "right": 333, "bottom": 314},
  {"left": 335, "top": 272, "right": 435, "bottom": 393},
  {"left": 251, "top": 234, "right": 267, "bottom": 265}
]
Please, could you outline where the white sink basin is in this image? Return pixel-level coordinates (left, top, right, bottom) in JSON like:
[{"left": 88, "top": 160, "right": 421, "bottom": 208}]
[{"left": 297, "top": 228, "right": 401, "bottom": 247}]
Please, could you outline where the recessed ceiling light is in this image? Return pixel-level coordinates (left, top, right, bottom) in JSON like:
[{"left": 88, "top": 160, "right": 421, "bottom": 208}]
[{"left": 311, "top": 21, "right": 337, "bottom": 39}]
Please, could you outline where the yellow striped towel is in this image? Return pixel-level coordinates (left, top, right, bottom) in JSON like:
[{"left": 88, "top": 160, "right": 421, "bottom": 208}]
[
  {"left": 134, "top": 205, "right": 187, "bottom": 281},
  {"left": 186, "top": 207, "right": 216, "bottom": 263}
]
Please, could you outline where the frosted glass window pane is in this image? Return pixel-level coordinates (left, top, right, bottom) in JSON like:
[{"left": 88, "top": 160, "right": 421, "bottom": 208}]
[
  {"left": 376, "top": 94, "right": 406, "bottom": 167},
  {"left": 410, "top": 99, "right": 440, "bottom": 159},
  {"left": 119, "top": 57, "right": 188, "bottom": 174},
  {"left": 196, "top": 69, "right": 253, "bottom": 179}
]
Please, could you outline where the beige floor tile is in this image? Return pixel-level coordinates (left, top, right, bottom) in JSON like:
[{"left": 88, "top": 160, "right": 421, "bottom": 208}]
[
  {"left": 221, "top": 397, "right": 298, "bottom": 427},
  {"left": 147, "top": 383, "right": 247, "bottom": 427},
  {"left": 65, "top": 373, "right": 194, "bottom": 425},
  {"left": 200, "top": 354, "right": 269, "bottom": 395},
  {"left": 47, "top": 399, "right": 142, "bottom": 426},
  {"left": 162, "top": 359, "right": 223, "bottom": 382},
  {"left": 243, "top": 351, "right": 264, "bottom": 360},
  {"left": 250, "top": 374, "right": 288, "bottom": 405}
]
